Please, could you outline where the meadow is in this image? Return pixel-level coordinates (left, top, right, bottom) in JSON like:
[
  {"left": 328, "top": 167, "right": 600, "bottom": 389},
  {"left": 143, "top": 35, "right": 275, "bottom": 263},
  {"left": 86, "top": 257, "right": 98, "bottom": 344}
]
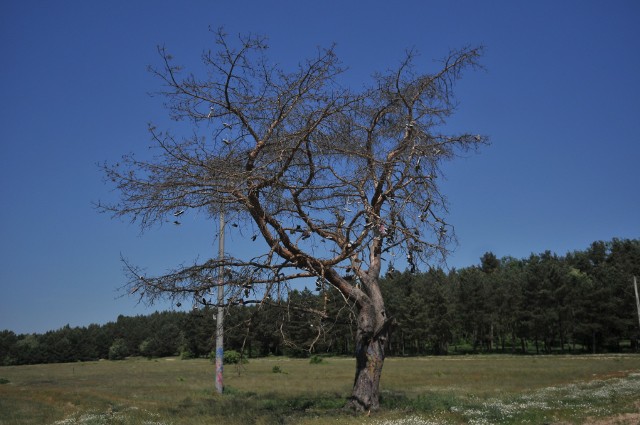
[{"left": 1, "top": 354, "right": 639, "bottom": 425}]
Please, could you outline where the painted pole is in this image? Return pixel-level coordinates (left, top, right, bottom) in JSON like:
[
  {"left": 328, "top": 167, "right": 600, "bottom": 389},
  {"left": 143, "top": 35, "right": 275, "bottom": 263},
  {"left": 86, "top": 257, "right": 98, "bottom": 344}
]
[{"left": 215, "top": 212, "right": 225, "bottom": 394}]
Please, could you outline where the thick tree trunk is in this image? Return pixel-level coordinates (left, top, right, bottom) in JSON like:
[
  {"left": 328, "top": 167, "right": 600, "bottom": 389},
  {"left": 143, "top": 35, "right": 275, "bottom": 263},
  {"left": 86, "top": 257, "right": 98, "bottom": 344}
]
[
  {"left": 347, "top": 329, "right": 386, "bottom": 412},
  {"left": 345, "top": 296, "right": 390, "bottom": 412}
]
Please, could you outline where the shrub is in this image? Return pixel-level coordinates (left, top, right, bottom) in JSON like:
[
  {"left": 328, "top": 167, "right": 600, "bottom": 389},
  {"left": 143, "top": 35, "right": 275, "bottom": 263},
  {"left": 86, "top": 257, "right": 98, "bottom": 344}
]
[
  {"left": 272, "top": 365, "right": 282, "bottom": 373},
  {"left": 224, "top": 350, "right": 240, "bottom": 364},
  {"left": 180, "top": 348, "right": 195, "bottom": 360},
  {"left": 139, "top": 338, "right": 156, "bottom": 359},
  {"left": 108, "top": 339, "right": 128, "bottom": 360},
  {"left": 309, "top": 355, "right": 323, "bottom": 364},
  {"left": 213, "top": 349, "right": 247, "bottom": 365}
]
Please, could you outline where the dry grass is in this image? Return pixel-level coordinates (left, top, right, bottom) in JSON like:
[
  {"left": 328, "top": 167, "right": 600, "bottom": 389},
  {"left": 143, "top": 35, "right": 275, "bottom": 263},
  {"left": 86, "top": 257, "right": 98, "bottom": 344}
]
[{"left": 0, "top": 354, "right": 639, "bottom": 424}]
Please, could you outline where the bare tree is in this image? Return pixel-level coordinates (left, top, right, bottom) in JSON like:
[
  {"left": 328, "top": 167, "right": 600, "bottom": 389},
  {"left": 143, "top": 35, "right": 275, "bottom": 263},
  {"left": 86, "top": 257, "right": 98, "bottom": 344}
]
[{"left": 98, "top": 29, "right": 486, "bottom": 411}]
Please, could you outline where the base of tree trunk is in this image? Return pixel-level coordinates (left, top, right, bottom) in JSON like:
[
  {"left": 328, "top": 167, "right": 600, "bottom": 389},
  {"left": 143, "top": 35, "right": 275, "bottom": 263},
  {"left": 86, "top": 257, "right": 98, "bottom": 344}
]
[{"left": 345, "top": 335, "right": 385, "bottom": 412}]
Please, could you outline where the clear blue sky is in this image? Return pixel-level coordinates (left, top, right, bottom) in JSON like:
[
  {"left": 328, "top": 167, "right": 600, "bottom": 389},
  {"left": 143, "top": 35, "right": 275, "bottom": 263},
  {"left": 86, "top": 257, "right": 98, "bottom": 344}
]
[{"left": 1, "top": 0, "right": 638, "bottom": 335}]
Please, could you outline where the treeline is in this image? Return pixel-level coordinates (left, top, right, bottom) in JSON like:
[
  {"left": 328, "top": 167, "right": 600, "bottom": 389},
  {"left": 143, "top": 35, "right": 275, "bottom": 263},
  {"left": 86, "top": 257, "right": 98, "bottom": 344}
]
[
  {"left": 382, "top": 237, "right": 640, "bottom": 355},
  {"left": 1, "top": 238, "right": 639, "bottom": 365}
]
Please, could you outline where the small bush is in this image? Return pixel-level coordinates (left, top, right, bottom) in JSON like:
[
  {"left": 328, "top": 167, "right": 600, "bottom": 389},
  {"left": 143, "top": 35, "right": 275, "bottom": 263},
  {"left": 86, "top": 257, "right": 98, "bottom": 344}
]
[
  {"left": 180, "top": 348, "right": 195, "bottom": 360},
  {"left": 0, "top": 378, "right": 9, "bottom": 385},
  {"left": 309, "top": 355, "right": 323, "bottom": 364},
  {"left": 272, "top": 365, "right": 283, "bottom": 373},
  {"left": 108, "top": 339, "right": 128, "bottom": 360},
  {"left": 221, "top": 350, "right": 247, "bottom": 365}
]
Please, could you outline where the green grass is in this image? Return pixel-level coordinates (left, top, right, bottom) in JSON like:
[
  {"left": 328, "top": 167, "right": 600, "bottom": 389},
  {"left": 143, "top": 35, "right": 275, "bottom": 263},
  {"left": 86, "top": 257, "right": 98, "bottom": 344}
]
[{"left": 1, "top": 355, "right": 639, "bottom": 424}]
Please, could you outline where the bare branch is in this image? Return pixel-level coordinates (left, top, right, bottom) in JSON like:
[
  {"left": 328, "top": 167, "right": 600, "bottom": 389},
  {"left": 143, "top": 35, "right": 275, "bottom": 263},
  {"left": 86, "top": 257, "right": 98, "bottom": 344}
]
[{"left": 98, "top": 30, "right": 486, "bottom": 324}]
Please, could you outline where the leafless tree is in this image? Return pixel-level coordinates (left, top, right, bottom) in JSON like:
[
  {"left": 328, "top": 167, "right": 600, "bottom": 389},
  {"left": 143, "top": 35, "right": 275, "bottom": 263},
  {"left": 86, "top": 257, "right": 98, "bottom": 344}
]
[{"left": 98, "top": 29, "right": 486, "bottom": 411}]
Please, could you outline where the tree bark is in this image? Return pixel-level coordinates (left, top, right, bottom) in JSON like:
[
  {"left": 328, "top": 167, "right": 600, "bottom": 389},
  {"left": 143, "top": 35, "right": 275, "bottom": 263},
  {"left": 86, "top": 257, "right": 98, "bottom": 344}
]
[
  {"left": 345, "top": 297, "right": 390, "bottom": 412},
  {"left": 347, "top": 320, "right": 388, "bottom": 412},
  {"left": 348, "top": 336, "right": 385, "bottom": 411}
]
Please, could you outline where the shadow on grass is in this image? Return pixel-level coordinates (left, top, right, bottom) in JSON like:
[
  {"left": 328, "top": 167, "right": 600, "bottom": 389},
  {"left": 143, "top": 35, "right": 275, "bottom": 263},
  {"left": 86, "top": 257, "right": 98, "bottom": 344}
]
[
  {"left": 162, "top": 388, "right": 352, "bottom": 425},
  {"left": 160, "top": 388, "right": 471, "bottom": 424},
  {"left": 380, "top": 390, "right": 459, "bottom": 412}
]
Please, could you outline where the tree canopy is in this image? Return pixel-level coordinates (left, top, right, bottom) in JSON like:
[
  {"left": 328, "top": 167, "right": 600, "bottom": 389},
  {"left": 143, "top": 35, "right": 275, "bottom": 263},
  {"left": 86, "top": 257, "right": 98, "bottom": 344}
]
[{"left": 99, "top": 30, "right": 485, "bottom": 309}]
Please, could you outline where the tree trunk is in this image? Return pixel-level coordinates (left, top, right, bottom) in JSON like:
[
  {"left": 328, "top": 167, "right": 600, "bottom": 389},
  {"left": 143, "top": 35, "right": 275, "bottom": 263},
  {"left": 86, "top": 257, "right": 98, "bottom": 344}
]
[
  {"left": 348, "top": 329, "right": 386, "bottom": 412},
  {"left": 559, "top": 318, "right": 565, "bottom": 353},
  {"left": 489, "top": 323, "right": 494, "bottom": 352},
  {"left": 345, "top": 299, "right": 390, "bottom": 412}
]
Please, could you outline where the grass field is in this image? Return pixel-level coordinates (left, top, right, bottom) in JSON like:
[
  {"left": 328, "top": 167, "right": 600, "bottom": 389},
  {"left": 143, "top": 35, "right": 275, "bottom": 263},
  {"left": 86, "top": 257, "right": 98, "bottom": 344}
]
[{"left": 1, "top": 354, "right": 639, "bottom": 424}]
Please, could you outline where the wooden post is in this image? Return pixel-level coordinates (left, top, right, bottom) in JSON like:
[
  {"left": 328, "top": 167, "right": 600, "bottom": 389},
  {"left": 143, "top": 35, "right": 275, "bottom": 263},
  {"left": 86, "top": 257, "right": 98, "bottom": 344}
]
[{"left": 215, "top": 212, "right": 225, "bottom": 394}]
